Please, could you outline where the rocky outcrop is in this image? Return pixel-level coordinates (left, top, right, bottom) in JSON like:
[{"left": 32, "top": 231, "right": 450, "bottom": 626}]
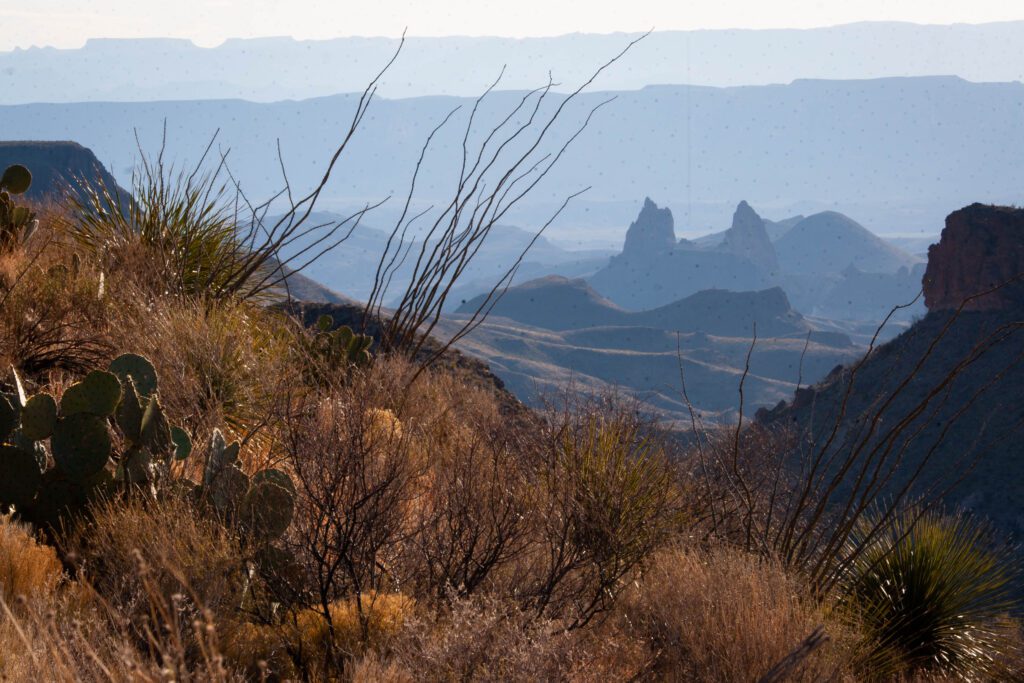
[
  {"left": 923, "top": 203, "right": 1024, "bottom": 311},
  {"left": 621, "top": 197, "right": 676, "bottom": 258},
  {"left": 719, "top": 200, "right": 780, "bottom": 275}
]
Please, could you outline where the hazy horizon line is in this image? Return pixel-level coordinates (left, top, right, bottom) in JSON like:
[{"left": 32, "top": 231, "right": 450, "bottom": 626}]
[{"left": 8, "top": 18, "right": 1024, "bottom": 53}]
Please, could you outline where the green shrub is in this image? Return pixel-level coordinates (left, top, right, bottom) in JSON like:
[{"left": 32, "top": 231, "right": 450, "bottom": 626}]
[{"left": 839, "top": 507, "right": 1020, "bottom": 679}]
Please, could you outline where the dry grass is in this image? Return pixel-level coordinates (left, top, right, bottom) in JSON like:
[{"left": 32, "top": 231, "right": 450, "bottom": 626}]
[
  {"left": 0, "top": 514, "right": 63, "bottom": 607},
  {"left": 620, "top": 545, "right": 858, "bottom": 682},
  {"left": 0, "top": 580, "right": 241, "bottom": 682},
  {"left": 65, "top": 494, "right": 248, "bottom": 644},
  {"left": 0, "top": 509, "right": 241, "bottom": 681},
  {"left": 222, "top": 592, "right": 414, "bottom": 678},
  {"left": 364, "top": 593, "right": 647, "bottom": 682},
  {"left": 0, "top": 233, "right": 112, "bottom": 378}
]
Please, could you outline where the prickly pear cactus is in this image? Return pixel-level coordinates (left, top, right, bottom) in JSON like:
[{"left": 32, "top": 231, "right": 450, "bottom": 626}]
[
  {"left": 0, "top": 444, "right": 43, "bottom": 509},
  {"left": 21, "top": 393, "right": 57, "bottom": 441},
  {"left": 199, "top": 429, "right": 296, "bottom": 540},
  {"left": 0, "top": 164, "right": 36, "bottom": 252},
  {"left": 51, "top": 412, "right": 112, "bottom": 479},
  {"left": 300, "top": 314, "right": 373, "bottom": 385},
  {"left": 60, "top": 370, "right": 122, "bottom": 416},
  {"left": 0, "top": 355, "right": 194, "bottom": 527},
  {"left": 0, "top": 355, "right": 296, "bottom": 551},
  {"left": 108, "top": 353, "right": 159, "bottom": 398}
]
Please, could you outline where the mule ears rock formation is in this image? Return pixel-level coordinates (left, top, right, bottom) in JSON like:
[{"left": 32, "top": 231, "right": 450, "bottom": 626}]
[
  {"left": 622, "top": 197, "right": 676, "bottom": 257},
  {"left": 923, "top": 203, "right": 1024, "bottom": 311},
  {"left": 719, "top": 200, "right": 780, "bottom": 275},
  {"left": 589, "top": 198, "right": 776, "bottom": 310}
]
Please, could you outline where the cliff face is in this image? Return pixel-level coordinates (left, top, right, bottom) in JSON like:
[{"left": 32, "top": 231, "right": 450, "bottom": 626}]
[{"left": 923, "top": 203, "right": 1024, "bottom": 311}]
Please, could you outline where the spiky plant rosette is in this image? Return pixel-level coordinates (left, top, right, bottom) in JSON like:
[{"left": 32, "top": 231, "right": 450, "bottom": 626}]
[{"left": 837, "top": 507, "right": 1020, "bottom": 679}]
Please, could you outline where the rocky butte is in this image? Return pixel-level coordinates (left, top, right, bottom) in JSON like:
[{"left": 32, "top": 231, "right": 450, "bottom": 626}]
[{"left": 923, "top": 203, "right": 1024, "bottom": 311}]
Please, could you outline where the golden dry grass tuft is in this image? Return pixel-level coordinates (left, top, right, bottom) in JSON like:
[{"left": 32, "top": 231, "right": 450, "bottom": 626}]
[
  {"left": 0, "top": 513, "right": 63, "bottom": 606},
  {"left": 620, "top": 545, "right": 858, "bottom": 682}
]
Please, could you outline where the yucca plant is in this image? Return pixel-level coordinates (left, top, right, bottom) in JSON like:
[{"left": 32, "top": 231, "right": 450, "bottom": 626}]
[
  {"left": 838, "top": 507, "right": 1020, "bottom": 679},
  {"left": 62, "top": 148, "right": 269, "bottom": 301},
  {"left": 60, "top": 124, "right": 377, "bottom": 303}
]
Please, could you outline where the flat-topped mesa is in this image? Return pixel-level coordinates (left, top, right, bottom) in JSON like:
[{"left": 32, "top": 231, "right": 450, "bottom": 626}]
[
  {"left": 0, "top": 141, "right": 123, "bottom": 202},
  {"left": 923, "top": 203, "right": 1024, "bottom": 312},
  {"left": 621, "top": 197, "right": 676, "bottom": 258},
  {"left": 719, "top": 200, "right": 780, "bottom": 275}
]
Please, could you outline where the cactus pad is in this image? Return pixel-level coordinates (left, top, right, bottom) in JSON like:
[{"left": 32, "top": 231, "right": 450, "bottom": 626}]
[
  {"left": 209, "top": 465, "right": 249, "bottom": 514},
  {"left": 251, "top": 468, "right": 296, "bottom": 496},
  {"left": 0, "top": 165, "right": 31, "bottom": 194},
  {"left": 0, "top": 445, "right": 43, "bottom": 508},
  {"left": 170, "top": 426, "right": 192, "bottom": 460},
  {"left": 21, "top": 393, "right": 57, "bottom": 441},
  {"left": 140, "top": 395, "right": 172, "bottom": 452},
  {"left": 241, "top": 478, "right": 295, "bottom": 539},
  {"left": 203, "top": 428, "right": 240, "bottom": 486},
  {"left": 51, "top": 413, "right": 112, "bottom": 479},
  {"left": 60, "top": 370, "right": 122, "bottom": 416},
  {"left": 118, "top": 446, "right": 155, "bottom": 484},
  {"left": 116, "top": 377, "right": 144, "bottom": 441},
  {"left": 108, "top": 353, "right": 158, "bottom": 398}
]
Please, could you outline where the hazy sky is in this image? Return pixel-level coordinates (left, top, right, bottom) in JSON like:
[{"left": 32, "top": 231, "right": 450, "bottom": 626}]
[{"left": 4, "top": 0, "right": 1024, "bottom": 50}]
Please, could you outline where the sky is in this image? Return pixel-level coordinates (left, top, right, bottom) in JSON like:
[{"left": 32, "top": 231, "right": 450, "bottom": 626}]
[{"left": 4, "top": 0, "right": 1024, "bottom": 50}]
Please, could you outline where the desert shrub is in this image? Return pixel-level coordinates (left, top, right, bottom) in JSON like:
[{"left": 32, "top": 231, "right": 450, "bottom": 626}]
[
  {"left": 67, "top": 495, "right": 247, "bottom": 640},
  {"left": 839, "top": 507, "right": 1020, "bottom": 679},
  {"left": 0, "top": 513, "right": 63, "bottom": 606},
  {"left": 405, "top": 430, "right": 532, "bottom": 602},
  {"left": 621, "top": 545, "right": 856, "bottom": 682},
  {"left": 281, "top": 390, "right": 418, "bottom": 591},
  {"left": 0, "top": 240, "right": 111, "bottom": 377},
  {"left": 526, "top": 400, "right": 683, "bottom": 627}
]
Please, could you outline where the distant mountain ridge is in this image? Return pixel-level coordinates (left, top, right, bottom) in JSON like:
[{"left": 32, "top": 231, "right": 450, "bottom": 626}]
[
  {"left": 457, "top": 275, "right": 838, "bottom": 341},
  {"left": 775, "top": 211, "right": 921, "bottom": 275},
  {"left": 6, "top": 22, "right": 1024, "bottom": 103},
  {"left": 446, "top": 279, "right": 860, "bottom": 421},
  {"left": 3, "top": 77, "right": 1024, "bottom": 237}
]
